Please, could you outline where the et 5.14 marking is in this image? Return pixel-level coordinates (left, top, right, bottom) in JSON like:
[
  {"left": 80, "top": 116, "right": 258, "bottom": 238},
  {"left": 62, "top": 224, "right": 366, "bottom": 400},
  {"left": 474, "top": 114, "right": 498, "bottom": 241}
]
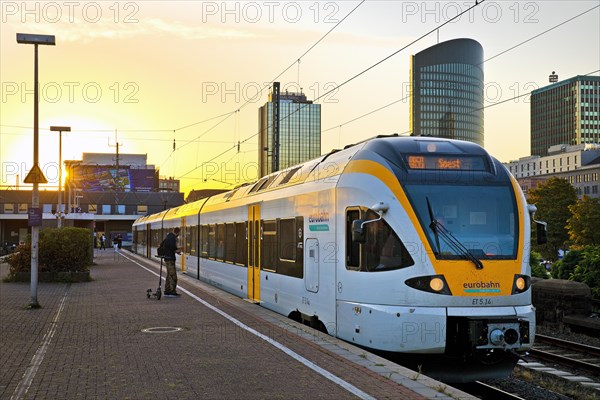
[{"left": 472, "top": 298, "right": 493, "bottom": 306}]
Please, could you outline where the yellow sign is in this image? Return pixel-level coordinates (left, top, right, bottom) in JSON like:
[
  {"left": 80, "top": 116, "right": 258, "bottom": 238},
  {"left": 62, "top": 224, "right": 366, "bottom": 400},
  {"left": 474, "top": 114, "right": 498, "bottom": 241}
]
[{"left": 24, "top": 164, "right": 48, "bottom": 184}]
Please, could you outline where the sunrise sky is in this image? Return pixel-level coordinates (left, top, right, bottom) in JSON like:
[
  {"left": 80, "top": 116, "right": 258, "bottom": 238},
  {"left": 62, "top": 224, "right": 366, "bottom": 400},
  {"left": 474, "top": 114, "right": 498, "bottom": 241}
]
[{"left": 1, "top": 1, "right": 599, "bottom": 195}]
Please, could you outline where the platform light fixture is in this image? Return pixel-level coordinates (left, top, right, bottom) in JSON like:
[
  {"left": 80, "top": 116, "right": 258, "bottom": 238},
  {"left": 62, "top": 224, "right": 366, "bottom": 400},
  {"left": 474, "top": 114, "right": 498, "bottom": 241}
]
[
  {"left": 17, "top": 32, "right": 56, "bottom": 309},
  {"left": 50, "top": 126, "right": 71, "bottom": 228}
]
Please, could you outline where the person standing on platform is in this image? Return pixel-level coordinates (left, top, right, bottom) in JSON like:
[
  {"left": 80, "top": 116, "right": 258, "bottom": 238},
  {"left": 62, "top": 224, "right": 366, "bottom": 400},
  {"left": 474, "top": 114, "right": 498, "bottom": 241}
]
[
  {"left": 163, "top": 227, "right": 181, "bottom": 297},
  {"left": 100, "top": 234, "right": 106, "bottom": 250}
]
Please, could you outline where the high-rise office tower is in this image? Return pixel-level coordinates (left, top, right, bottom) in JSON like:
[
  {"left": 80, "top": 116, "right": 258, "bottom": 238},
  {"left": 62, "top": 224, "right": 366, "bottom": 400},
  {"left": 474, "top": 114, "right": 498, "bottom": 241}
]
[
  {"left": 531, "top": 75, "right": 600, "bottom": 157},
  {"left": 410, "top": 38, "right": 484, "bottom": 146},
  {"left": 258, "top": 83, "right": 321, "bottom": 177}
]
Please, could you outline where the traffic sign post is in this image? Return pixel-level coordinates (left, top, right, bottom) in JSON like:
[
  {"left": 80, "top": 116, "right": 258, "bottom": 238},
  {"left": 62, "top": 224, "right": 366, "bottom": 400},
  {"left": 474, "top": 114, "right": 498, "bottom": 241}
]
[{"left": 24, "top": 164, "right": 48, "bottom": 184}]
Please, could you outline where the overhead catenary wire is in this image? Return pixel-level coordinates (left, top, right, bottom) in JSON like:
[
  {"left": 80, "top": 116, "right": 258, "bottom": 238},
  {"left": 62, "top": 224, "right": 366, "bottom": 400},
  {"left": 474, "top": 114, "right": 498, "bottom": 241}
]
[
  {"left": 320, "top": 4, "right": 599, "bottom": 135},
  {"left": 154, "top": 0, "right": 367, "bottom": 155},
  {"left": 2, "top": 1, "right": 366, "bottom": 180},
  {"left": 182, "top": 0, "right": 598, "bottom": 181},
  {"left": 175, "top": 0, "right": 489, "bottom": 181}
]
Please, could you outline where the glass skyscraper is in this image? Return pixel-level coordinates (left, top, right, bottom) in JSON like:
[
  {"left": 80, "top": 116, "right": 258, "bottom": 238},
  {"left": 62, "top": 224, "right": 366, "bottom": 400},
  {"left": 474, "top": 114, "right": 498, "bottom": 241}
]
[
  {"left": 258, "top": 88, "right": 321, "bottom": 177},
  {"left": 531, "top": 75, "right": 600, "bottom": 157},
  {"left": 410, "top": 38, "right": 484, "bottom": 146}
]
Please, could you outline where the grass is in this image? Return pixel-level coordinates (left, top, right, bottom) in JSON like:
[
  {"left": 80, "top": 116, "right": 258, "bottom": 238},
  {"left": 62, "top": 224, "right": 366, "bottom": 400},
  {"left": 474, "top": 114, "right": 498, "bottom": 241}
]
[{"left": 514, "top": 365, "right": 600, "bottom": 400}]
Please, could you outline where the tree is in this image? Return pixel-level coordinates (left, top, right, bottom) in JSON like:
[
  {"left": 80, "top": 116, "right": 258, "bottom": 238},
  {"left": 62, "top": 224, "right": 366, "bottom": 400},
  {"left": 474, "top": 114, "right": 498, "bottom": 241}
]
[
  {"left": 527, "top": 177, "right": 577, "bottom": 261},
  {"left": 530, "top": 250, "right": 549, "bottom": 279},
  {"left": 550, "top": 248, "right": 583, "bottom": 280},
  {"left": 568, "top": 195, "right": 600, "bottom": 247},
  {"left": 570, "top": 246, "right": 600, "bottom": 300}
]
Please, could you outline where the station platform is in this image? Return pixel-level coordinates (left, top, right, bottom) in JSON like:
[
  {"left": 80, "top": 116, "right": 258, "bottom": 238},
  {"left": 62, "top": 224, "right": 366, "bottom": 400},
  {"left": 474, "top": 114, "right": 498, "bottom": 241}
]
[{"left": 0, "top": 249, "right": 475, "bottom": 399}]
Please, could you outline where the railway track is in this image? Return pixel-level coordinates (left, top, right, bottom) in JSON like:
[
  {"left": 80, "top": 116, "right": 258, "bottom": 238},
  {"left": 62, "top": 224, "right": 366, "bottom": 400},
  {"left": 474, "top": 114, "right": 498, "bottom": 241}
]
[
  {"left": 454, "top": 381, "right": 527, "bottom": 400},
  {"left": 528, "top": 334, "right": 600, "bottom": 377}
]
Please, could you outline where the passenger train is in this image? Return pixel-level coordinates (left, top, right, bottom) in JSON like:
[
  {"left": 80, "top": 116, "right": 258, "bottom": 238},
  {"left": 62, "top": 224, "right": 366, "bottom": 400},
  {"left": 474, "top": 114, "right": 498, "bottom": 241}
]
[{"left": 132, "top": 135, "right": 545, "bottom": 382}]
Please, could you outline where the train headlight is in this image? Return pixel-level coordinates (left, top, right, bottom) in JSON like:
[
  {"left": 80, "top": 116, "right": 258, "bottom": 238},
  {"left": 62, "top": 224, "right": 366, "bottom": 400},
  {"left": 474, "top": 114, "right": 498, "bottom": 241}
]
[
  {"left": 511, "top": 274, "right": 530, "bottom": 294},
  {"left": 429, "top": 277, "right": 444, "bottom": 292},
  {"left": 405, "top": 275, "right": 452, "bottom": 295}
]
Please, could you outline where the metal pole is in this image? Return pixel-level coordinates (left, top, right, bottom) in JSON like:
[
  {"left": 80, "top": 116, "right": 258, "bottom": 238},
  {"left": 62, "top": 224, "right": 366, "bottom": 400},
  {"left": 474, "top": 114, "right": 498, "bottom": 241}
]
[
  {"left": 30, "top": 44, "right": 40, "bottom": 308},
  {"left": 57, "top": 130, "right": 62, "bottom": 228}
]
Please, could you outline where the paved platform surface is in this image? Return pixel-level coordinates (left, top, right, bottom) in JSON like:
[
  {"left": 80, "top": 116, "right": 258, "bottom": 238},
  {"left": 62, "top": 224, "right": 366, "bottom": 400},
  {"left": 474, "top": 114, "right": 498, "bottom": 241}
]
[{"left": 0, "top": 249, "right": 475, "bottom": 400}]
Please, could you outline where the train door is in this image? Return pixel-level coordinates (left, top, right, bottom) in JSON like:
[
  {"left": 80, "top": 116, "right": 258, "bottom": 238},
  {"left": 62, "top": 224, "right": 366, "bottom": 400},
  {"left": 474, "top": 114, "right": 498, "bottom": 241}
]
[
  {"left": 180, "top": 217, "right": 186, "bottom": 273},
  {"left": 305, "top": 238, "right": 319, "bottom": 293},
  {"left": 247, "top": 204, "right": 261, "bottom": 303}
]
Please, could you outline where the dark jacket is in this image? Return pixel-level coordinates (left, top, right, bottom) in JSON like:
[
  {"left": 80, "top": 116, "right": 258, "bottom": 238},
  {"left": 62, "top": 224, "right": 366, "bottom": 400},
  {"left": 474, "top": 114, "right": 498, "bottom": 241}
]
[{"left": 163, "top": 232, "right": 178, "bottom": 261}]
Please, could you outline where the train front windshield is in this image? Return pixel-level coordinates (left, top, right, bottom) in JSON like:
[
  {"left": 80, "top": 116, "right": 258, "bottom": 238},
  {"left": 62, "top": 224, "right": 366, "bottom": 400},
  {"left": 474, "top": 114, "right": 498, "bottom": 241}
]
[{"left": 404, "top": 184, "right": 518, "bottom": 260}]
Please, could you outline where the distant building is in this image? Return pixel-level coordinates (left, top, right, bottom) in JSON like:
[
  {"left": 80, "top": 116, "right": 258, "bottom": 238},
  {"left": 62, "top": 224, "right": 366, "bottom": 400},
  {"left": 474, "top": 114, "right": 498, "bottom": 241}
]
[
  {"left": 65, "top": 152, "right": 157, "bottom": 193},
  {"left": 531, "top": 75, "right": 600, "bottom": 157},
  {"left": 159, "top": 177, "right": 180, "bottom": 192},
  {"left": 258, "top": 83, "right": 321, "bottom": 177},
  {"left": 0, "top": 189, "right": 184, "bottom": 251},
  {"left": 410, "top": 38, "right": 484, "bottom": 146},
  {"left": 504, "top": 143, "right": 600, "bottom": 198},
  {"left": 0, "top": 152, "right": 184, "bottom": 251}
]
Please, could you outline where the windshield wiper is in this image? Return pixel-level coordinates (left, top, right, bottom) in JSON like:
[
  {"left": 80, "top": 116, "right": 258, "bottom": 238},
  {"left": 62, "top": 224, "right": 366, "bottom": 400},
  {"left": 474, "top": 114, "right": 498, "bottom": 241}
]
[{"left": 426, "top": 197, "right": 484, "bottom": 270}]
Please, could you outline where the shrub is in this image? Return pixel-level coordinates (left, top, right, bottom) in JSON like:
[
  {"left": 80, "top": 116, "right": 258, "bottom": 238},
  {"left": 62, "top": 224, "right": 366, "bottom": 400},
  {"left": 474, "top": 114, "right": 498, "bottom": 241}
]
[
  {"left": 6, "top": 227, "right": 92, "bottom": 278},
  {"left": 39, "top": 227, "right": 92, "bottom": 272}
]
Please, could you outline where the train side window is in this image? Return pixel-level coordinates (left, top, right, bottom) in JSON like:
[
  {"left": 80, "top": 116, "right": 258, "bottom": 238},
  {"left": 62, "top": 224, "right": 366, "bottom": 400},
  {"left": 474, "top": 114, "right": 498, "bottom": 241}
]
[
  {"left": 279, "top": 218, "right": 296, "bottom": 261},
  {"left": 200, "top": 225, "right": 209, "bottom": 258},
  {"left": 346, "top": 209, "right": 361, "bottom": 270},
  {"left": 277, "top": 216, "right": 303, "bottom": 278},
  {"left": 216, "top": 224, "right": 225, "bottom": 260},
  {"left": 183, "top": 226, "right": 190, "bottom": 254},
  {"left": 208, "top": 224, "right": 216, "bottom": 259},
  {"left": 261, "top": 220, "right": 277, "bottom": 272},
  {"left": 235, "top": 222, "right": 247, "bottom": 266},
  {"left": 225, "top": 223, "right": 236, "bottom": 263},
  {"left": 362, "top": 210, "right": 414, "bottom": 271},
  {"left": 346, "top": 208, "right": 414, "bottom": 271},
  {"left": 151, "top": 229, "right": 160, "bottom": 248},
  {"left": 190, "top": 225, "right": 198, "bottom": 256}
]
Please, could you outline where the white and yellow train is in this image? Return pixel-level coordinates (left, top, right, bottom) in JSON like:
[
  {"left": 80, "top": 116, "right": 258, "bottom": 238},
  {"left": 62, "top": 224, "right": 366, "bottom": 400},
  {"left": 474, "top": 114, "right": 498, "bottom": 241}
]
[{"left": 132, "top": 135, "right": 543, "bottom": 382}]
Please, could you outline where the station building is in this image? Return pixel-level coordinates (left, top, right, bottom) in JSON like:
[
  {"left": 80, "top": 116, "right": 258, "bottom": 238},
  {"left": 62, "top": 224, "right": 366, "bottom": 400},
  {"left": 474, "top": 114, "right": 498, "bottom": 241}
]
[
  {"left": 504, "top": 143, "right": 600, "bottom": 198},
  {"left": 0, "top": 152, "right": 184, "bottom": 253}
]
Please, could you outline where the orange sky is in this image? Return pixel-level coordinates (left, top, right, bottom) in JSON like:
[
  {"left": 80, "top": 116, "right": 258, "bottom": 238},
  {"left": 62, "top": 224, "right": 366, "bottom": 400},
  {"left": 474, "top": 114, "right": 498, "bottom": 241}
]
[{"left": 1, "top": 1, "right": 599, "bottom": 196}]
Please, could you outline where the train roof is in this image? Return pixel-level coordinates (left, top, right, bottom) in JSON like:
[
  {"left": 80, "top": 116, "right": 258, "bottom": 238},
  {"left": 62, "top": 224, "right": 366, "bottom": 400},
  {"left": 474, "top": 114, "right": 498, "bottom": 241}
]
[{"left": 134, "top": 135, "right": 500, "bottom": 226}]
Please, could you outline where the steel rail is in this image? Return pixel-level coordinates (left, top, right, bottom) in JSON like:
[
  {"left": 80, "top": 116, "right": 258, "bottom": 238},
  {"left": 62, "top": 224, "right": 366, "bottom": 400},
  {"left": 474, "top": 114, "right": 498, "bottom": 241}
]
[
  {"left": 535, "top": 334, "right": 600, "bottom": 357},
  {"left": 530, "top": 335, "right": 600, "bottom": 376}
]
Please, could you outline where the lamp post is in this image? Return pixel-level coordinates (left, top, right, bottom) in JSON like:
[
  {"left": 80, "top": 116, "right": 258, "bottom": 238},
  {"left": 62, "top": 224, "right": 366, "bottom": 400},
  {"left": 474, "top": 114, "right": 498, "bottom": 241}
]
[
  {"left": 17, "top": 33, "right": 56, "bottom": 309},
  {"left": 50, "top": 126, "right": 70, "bottom": 228}
]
